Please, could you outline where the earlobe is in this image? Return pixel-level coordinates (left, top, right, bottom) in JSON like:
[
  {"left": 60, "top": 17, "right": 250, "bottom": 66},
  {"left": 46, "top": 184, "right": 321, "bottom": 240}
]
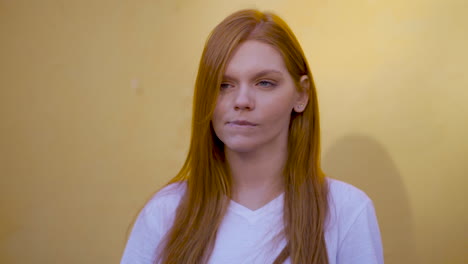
[{"left": 294, "top": 104, "right": 305, "bottom": 112}]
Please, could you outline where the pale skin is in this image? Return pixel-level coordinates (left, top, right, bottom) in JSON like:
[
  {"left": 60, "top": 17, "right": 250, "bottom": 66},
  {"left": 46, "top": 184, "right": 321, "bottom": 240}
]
[{"left": 212, "top": 40, "right": 310, "bottom": 210}]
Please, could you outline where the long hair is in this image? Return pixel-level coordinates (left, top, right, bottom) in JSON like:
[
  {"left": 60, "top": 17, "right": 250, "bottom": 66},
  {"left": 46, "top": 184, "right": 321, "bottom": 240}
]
[{"left": 157, "top": 9, "right": 329, "bottom": 264}]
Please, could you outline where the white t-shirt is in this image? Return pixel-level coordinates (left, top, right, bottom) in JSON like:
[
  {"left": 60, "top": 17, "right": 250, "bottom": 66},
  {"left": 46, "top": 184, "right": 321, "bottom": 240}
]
[{"left": 121, "top": 178, "right": 384, "bottom": 264}]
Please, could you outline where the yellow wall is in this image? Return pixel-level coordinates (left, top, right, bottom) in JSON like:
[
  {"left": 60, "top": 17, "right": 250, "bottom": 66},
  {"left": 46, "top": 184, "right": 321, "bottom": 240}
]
[{"left": 1, "top": 0, "right": 467, "bottom": 263}]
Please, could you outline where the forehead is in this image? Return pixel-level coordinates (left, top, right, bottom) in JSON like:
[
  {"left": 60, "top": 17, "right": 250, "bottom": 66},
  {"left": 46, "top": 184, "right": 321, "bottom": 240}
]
[{"left": 223, "top": 40, "right": 287, "bottom": 76}]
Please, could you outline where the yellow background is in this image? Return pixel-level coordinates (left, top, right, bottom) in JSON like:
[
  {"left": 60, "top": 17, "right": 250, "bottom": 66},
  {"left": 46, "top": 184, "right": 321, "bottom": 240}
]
[{"left": 1, "top": 0, "right": 467, "bottom": 263}]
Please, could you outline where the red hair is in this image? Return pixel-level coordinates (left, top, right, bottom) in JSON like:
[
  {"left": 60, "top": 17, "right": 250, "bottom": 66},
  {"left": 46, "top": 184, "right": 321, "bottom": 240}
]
[{"left": 157, "top": 9, "right": 329, "bottom": 264}]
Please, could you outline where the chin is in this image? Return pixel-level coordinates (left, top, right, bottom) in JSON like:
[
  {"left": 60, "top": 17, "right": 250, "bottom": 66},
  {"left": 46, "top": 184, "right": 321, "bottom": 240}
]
[{"left": 223, "top": 140, "right": 259, "bottom": 154}]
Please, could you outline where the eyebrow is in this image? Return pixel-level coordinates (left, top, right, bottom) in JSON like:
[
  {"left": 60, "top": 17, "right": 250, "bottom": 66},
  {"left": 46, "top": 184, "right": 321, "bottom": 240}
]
[{"left": 223, "top": 69, "right": 283, "bottom": 81}]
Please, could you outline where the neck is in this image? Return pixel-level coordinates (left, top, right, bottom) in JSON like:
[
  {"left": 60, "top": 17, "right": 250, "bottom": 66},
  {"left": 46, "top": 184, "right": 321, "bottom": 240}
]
[{"left": 225, "top": 143, "right": 287, "bottom": 210}]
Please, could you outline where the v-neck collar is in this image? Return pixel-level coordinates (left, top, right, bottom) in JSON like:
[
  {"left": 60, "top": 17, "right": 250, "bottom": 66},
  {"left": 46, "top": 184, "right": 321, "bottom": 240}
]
[{"left": 228, "top": 193, "right": 284, "bottom": 223}]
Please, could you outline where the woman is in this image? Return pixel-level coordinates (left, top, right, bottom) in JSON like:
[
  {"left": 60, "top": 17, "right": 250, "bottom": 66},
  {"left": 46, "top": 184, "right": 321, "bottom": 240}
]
[{"left": 121, "top": 9, "right": 383, "bottom": 264}]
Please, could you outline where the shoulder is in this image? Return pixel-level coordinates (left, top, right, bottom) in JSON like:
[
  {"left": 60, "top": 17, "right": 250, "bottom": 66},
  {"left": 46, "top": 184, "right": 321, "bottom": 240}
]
[
  {"left": 121, "top": 182, "right": 187, "bottom": 264},
  {"left": 325, "top": 177, "right": 375, "bottom": 232},
  {"left": 326, "top": 177, "right": 371, "bottom": 208},
  {"left": 151, "top": 181, "right": 187, "bottom": 203},
  {"left": 140, "top": 181, "right": 187, "bottom": 230},
  {"left": 325, "top": 178, "right": 384, "bottom": 263},
  {"left": 144, "top": 181, "right": 187, "bottom": 214}
]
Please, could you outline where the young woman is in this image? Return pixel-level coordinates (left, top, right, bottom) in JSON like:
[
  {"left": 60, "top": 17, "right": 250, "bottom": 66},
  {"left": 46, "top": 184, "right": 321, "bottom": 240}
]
[{"left": 121, "top": 9, "right": 383, "bottom": 264}]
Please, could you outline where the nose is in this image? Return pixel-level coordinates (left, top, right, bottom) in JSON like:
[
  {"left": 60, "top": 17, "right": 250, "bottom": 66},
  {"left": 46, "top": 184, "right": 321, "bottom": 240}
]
[{"left": 233, "top": 84, "right": 255, "bottom": 111}]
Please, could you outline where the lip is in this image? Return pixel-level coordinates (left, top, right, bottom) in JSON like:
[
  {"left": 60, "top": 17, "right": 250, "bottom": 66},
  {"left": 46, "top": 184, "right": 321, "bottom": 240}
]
[{"left": 227, "top": 120, "right": 258, "bottom": 126}]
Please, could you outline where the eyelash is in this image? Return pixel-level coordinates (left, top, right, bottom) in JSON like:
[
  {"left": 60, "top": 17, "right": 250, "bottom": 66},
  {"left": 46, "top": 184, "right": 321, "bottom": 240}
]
[
  {"left": 257, "top": 80, "right": 276, "bottom": 87},
  {"left": 220, "top": 80, "right": 277, "bottom": 90},
  {"left": 220, "top": 83, "right": 232, "bottom": 90}
]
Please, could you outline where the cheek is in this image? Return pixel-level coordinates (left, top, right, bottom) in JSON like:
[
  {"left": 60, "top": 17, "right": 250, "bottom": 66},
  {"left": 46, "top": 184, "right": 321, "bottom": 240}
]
[
  {"left": 213, "top": 94, "right": 231, "bottom": 117},
  {"left": 212, "top": 100, "right": 226, "bottom": 131},
  {"left": 262, "top": 96, "right": 295, "bottom": 122},
  {"left": 212, "top": 102, "right": 223, "bottom": 122}
]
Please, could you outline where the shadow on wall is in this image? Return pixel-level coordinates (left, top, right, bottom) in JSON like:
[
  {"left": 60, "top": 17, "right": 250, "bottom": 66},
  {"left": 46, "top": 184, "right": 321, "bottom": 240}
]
[{"left": 323, "top": 134, "right": 417, "bottom": 264}]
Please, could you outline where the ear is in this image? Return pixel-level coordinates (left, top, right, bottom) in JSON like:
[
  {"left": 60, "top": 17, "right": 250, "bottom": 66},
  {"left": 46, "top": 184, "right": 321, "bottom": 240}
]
[{"left": 293, "top": 75, "right": 310, "bottom": 113}]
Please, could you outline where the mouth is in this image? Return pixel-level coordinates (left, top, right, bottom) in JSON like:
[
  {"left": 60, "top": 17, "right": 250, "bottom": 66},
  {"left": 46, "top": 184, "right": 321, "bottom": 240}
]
[{"left": 227, "top": 120, "right": 258, "bottom": 126}]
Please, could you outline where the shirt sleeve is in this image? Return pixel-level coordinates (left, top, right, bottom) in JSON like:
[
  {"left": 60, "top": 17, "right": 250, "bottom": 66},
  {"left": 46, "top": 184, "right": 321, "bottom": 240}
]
[
  {"left": 336, "top": 199, "right": 384, "bottom": 264},
  {"left": 120, "top": 201, "right": 164, "bottom": 264}
]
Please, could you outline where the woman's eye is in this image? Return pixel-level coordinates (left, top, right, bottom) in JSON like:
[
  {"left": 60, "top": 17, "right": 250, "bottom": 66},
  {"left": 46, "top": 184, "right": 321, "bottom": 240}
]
[
  {"left": 220, "top": 83, "right": 232, "bottom": 90},
  {"left": 257, "top": 80, "right": 276, "bottom": 87}
]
